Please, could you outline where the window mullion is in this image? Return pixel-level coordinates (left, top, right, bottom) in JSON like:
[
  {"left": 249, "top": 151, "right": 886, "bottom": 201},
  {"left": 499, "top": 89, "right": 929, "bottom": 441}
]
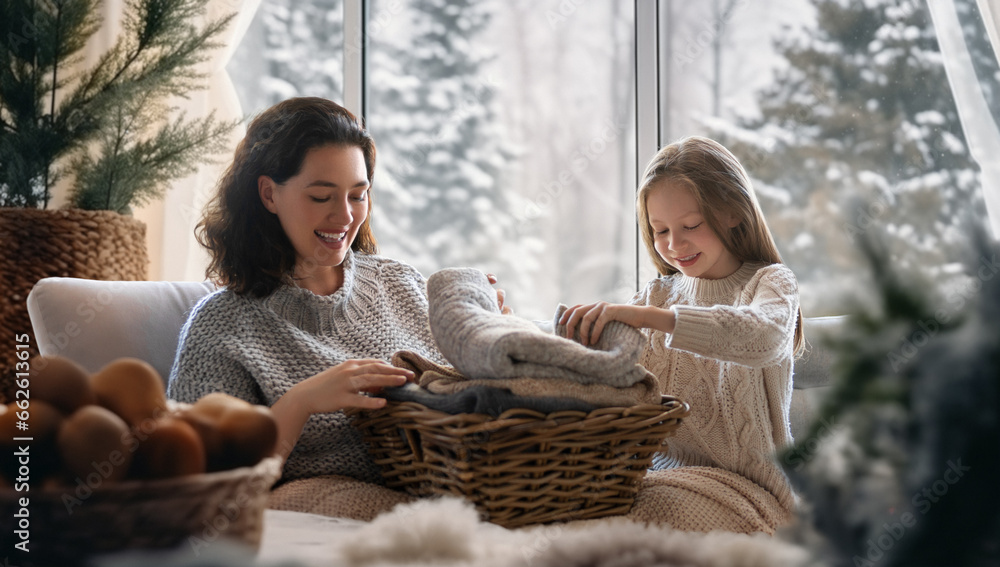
[
  {"left": 636, "top": 0, "right": 660, "bottom": 289},
  {"left": 343, "top": 0, "right": 367, "bottom": 121}
]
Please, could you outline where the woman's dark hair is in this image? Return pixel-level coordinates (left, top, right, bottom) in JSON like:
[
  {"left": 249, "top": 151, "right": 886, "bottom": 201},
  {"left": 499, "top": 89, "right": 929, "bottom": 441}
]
[{"left": 197, "top": 97, "right": 378, "bottom": 297}]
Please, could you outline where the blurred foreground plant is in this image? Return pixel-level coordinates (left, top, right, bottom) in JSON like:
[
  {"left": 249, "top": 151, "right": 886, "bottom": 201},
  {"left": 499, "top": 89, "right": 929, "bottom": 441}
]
[{"left": 782, "top": 227, "right": 1000, "bottom": 567}]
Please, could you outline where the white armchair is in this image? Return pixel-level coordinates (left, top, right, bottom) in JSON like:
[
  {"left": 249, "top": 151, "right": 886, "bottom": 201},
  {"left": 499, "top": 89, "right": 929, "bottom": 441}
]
[{"left": 26, "top": 277, "right": 216, "bottom": 383}]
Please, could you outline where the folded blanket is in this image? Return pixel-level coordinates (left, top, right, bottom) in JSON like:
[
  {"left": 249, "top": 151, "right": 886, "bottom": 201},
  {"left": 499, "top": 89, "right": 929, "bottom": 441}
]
[
  {"left": 393, "top": 351, "right": 660, "bottom": 408},
  {"left": 268, "top": 474, "right": 414, "bottom": 521},
  {"left": 426, "top": 268, "right": 649, "bottom": 387},
  {"left": 382, "top": 383, "right": 596, "bottom": 417}
]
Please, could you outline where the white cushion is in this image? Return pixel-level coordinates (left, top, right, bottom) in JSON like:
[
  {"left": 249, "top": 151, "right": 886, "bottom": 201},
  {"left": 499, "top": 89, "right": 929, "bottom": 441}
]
[{"left": 26, "top": 278, "right": 216, "bottom": 384}]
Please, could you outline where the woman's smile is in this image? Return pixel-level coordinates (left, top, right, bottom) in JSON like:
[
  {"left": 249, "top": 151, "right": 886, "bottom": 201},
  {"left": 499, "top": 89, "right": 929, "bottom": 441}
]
[{"left": 315, "top": 230, "right": 348, "bottom": 247}]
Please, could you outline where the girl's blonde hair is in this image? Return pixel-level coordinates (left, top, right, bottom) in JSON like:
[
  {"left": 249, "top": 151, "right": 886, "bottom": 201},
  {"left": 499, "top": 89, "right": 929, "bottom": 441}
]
[{"left": 636, "top": 136, "right": 804, "bottom": 355}]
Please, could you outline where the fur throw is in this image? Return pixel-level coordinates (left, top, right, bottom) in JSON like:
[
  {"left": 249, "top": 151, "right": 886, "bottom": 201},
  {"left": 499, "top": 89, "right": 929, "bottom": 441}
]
[{"left": 338, "top": 497, "right": 812, "bottom": 567}]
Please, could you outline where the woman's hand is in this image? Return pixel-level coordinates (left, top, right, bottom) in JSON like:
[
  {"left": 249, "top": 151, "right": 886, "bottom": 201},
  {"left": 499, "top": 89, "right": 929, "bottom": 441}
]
[
  {"left": 270, "top": 359, "right": 414, "bottom": 459},
  {"left": 296, "top": 359, "right": 413, "bottom": 414},
  {"left": 559, "top": 302, "right": 675, "bottom": 346},
  {"left": 486, "top": 273, "right": 514, "bottom": 315}
]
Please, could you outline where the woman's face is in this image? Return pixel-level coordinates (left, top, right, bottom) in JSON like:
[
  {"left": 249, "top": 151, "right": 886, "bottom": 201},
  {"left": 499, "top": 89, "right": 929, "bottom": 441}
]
[
  {"left": 646, "top": 180, "right": 741, "bottom": 280},
  {"left": 259, "top": 144, "right": 370, "bottom": 277}
]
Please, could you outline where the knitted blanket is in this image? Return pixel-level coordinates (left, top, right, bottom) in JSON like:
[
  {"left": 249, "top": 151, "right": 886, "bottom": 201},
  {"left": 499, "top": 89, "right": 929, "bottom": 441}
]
[
  {"left": 382, "top": 383, "right": 597, "bottom": 416},
  {"left": 426, "top": 268, "right": 650, "bottom": 387},
  {"left": 392, "top": 350, "right": 660, "bottom": 408}
]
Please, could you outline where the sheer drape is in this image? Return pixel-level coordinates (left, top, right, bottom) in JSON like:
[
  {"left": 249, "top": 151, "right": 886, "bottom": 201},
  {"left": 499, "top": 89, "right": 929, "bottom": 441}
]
[
  {"left": 928, "top": 0, "right": 1000, "bottom": 238},
  {"left": 52, "top": 1, "right": 261, "bottom": 280},
  {"left": 978, "top": 0, "right": 1000, "bottom": 59},
  {"left": 141, "top": 1, "right": 262, "bottom": 281}
]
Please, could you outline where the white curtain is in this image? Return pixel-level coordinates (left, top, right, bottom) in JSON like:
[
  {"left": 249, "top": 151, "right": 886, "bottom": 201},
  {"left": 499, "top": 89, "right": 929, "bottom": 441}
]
[
  {"left": 53, "top": 1, "right": 261, "bottom": 281},
  {"left": 979, "top": 0, "right": 1000, "bottom": 59},
  {"left": 927, "top": 0, "right": 1000, "bottom": 239}
]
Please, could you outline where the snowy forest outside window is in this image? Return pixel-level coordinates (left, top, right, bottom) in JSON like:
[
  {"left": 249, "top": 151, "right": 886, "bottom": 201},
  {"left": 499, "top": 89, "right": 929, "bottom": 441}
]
[
  {"left": 657, "top": 0, "right": 996, "bottom": 315},
  {"left": 228, "top": 0, "right": 346, "bottom": 117},
  {"left": 227, "top": 0, "right": 997, "bottom": 319},
  {"left": 367, "top": 0, "right": 637, "bottom": 321}
]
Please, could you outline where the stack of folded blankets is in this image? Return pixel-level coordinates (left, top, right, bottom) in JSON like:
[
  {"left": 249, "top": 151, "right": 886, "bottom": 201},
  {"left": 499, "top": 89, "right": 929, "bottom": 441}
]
[{"left": 384, "top": 268, "right": 660, "bottom": 415}]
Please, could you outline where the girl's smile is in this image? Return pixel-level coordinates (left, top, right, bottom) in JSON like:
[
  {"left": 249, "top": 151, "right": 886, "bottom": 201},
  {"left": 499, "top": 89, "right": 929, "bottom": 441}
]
[
  {"left": 674, "top": 252, "right": 701, "bottom": 268},
  {"left": 646, "top": 180, "right": 742, "bottom": 280}
]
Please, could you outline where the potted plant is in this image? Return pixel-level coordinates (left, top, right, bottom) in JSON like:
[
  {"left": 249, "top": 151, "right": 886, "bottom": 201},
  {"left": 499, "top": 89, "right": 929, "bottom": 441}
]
[{"left": 0, "top": 0, "right": 236, "bottom": 397}]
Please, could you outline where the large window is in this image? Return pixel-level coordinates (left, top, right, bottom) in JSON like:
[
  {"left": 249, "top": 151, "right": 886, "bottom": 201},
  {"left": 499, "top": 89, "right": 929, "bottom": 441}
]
[
  {"left": 366, "top": 0, "right": 636, "bottom": 320},
  {"left": 228, "top": 0, "right": 345, "bottom": 117},
  {"left": 227, "top": 0, "right": 998, "bottom": 318},
  {"left": 663, "top": 0, "right": 995, "bottom": 315}
]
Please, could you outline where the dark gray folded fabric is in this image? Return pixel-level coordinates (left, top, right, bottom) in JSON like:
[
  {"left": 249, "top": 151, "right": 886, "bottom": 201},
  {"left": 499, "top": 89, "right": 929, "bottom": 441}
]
[
  {"left": 426, "top": 268, "right": 649, "bottom": 387},
  {"left": 382, "top": 383, "right": 596, "bottom": 417}
]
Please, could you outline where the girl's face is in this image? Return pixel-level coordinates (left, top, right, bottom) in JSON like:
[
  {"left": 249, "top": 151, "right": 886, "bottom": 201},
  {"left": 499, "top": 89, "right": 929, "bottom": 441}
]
[
  {"left": 646, "top": 180, "right": 742, "bottom": 279},
  {"left": 258, "top": 144, "right": 370, "bottom": 279}
]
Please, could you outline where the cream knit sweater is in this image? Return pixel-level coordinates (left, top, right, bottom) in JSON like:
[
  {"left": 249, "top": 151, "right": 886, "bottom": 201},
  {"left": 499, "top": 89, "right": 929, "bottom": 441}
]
[{"left": 626, "top": 262, "right": 799, "bottom": 532}]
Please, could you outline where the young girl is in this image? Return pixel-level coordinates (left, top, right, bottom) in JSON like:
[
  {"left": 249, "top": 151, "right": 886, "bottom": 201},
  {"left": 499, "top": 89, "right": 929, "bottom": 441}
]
[{"left": 560, "top": 136, "right": 804, "bottom": 535}]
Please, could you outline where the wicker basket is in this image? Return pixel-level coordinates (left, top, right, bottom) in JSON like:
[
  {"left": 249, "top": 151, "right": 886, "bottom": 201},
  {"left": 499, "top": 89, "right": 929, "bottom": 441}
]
[
  {"left": 349, "top": 395, "right": 689, "bottom": 528},
  {"left": 0, "top": 208, "right": 148, "bottom": 402},
  {"left": 0, "top": 456, "right": 282, "bottom": 566}
]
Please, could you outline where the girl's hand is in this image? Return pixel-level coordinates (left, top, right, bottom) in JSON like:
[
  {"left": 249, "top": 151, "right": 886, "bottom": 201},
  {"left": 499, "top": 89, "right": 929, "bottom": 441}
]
[
  {"left": 559, "top": 302, "right": 644, "bottom": 346},
  {"left": 486, "top": 273, "right": 514, "bottom": 315},
  {"left": 560, "top": 303, "right": 677, "bottom": 346}
]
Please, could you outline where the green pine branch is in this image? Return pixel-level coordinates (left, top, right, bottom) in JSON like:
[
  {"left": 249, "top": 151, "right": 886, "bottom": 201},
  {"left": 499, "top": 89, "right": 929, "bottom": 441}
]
[
  {"left": 0, "top": 0, "right": 100, "bottom": 207},
  {"left": 784, "top": 230, "right": 962, "bottom": 463},
  {"left": 68, "top": 91, "right": 235, "bottom": 213},
  {"left": 0, "top": 0, "right": 235, "bottom": 210}
]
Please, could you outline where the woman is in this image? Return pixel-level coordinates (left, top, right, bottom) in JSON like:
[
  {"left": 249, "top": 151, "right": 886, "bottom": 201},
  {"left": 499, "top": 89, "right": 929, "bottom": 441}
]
[{"left": 168, "top": 97, "right": 495, "bottom": 518}]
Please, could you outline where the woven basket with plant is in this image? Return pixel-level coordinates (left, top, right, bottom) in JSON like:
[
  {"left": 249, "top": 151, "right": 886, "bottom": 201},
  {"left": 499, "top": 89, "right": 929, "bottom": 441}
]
[{"left": 0, "top": 0, "right": 237, "bottom": 400}]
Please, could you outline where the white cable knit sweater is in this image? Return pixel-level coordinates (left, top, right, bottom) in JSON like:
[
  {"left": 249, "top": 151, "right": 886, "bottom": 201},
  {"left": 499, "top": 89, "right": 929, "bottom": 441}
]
[
  {"left": 631, "top": 262, "right": 799, "bottom": 518},
  {"left": 166, "top": 250, "right": 442, "bottom": 483}
]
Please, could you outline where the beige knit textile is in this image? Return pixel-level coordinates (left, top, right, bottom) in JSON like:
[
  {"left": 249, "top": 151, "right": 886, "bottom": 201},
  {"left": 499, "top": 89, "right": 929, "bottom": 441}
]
[
  {"left": 392, "top": 350, "right": 661, "bottom": 407},
  {"left": 268, "top": 475, "right": 415, "bottom": 521},
  {"left": 626, "top": 468, "right": 789, "bottom": 535},
  {"left": 629, "top": 262, "right": 800, "bottom": 534}
]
